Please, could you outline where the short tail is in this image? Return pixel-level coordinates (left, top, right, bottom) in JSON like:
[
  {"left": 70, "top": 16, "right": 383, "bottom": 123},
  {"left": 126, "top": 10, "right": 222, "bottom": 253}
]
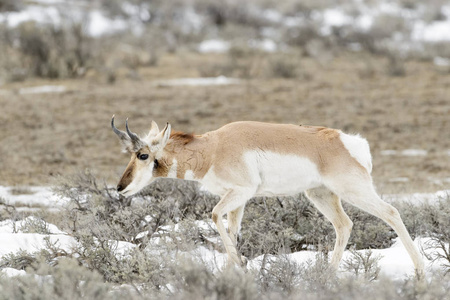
[{"left": 339, "top": 132, "right": 373, "bottom": 174}]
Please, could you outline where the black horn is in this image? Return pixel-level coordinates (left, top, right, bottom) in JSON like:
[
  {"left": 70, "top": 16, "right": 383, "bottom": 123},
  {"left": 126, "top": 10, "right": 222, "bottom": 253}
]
[
  {"left": 126, "top": 118, "right": 141, "bottom": 143},
  {"left": 111, "top": 115, "right": 129, "bottom": 141}
]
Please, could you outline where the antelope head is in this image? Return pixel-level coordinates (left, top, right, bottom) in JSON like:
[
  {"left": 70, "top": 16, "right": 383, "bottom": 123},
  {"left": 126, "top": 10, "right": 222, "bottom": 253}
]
[{"left": 111, "top": 116, "right": 172, "bottom": 196}]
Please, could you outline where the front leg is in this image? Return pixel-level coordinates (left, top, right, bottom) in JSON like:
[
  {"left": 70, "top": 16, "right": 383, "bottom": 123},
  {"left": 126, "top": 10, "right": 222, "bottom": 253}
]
[
  {"left": 212, "top": 189, "right": 253, "bottom": 267},
  {"left": 227, "top": 204, "right": 245, "bottom": 248}
]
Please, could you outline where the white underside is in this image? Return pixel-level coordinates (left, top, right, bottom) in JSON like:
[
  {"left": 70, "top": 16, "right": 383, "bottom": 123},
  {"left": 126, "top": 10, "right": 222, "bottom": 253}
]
[
  {"left": 247, "top": 151, "right": 323, "bottom": 196},
  {"left": 167, "top": 159, "right": 178, "bottom": 178},
  {"left": 199, "top": 151, "right": 323, "bottom": 197},
  {"left": 184, "top": 170, "right": 195, "bottom": 181}
]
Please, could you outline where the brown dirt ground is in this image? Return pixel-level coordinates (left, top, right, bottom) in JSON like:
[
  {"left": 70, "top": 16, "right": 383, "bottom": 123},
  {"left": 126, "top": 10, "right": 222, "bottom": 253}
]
[{"left": 0, "top": 51, "right": 449, "bottom": 194}]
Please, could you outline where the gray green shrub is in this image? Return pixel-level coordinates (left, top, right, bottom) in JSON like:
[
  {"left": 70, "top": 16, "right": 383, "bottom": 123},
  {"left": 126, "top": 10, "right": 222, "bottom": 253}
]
[{"left": 2, "top": 172, "right": 449, "bottom": 298}]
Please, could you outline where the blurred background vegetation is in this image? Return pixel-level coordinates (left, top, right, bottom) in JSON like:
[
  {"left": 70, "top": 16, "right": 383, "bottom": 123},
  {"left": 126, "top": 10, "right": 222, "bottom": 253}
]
[
  {"left": 0, "top": 0, "right": 448, "bottom": 192},
  {"left": 1, "top": 0, "right": 450, "bottom": 81}
]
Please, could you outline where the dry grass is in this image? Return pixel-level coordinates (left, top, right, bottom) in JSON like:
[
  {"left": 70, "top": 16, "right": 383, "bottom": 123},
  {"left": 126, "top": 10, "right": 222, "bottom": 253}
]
[{"left": 0, "top": 51, "right": 448, "bottom": 193}]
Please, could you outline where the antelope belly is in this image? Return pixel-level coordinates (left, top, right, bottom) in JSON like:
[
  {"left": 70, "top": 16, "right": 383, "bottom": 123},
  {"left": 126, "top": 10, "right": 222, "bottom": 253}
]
[{"left": 245, "top": 151, "right": 323, "bottom": 196}]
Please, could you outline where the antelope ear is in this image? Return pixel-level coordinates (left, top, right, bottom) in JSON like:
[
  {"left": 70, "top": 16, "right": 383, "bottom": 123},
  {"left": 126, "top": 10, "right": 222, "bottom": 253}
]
[
  {"left": 148, "top": 121, "right": 159, "bottom": 137},
  {"left": 159, "top": 123, "right": 171, "bottom": 148},
  {"left": 150, "top": 123, "right": 172, "bottom": 152}
]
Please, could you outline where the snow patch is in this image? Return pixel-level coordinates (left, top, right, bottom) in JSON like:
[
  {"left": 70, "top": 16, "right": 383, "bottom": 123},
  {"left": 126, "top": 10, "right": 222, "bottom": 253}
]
[
  {"left": 32, "top": 0, "right": 67, "bottom": 4},
  {"left": 0, "top": 186, "right": 67, "bottom": 207},
  {"left": 121, "top": 2, "right": 150, "bottom": 22},
  {"left": 0, "top": 3, "right": 142, "bottom": 37},
  {"left": 198, "top": 39, "right": 230, "bottom": 53},
  {"left": 154, "top": 76, "right": 240, "bottom": 87},
  {"left": 191, "top": 246, "right": 227, "bottom": 272},
  {"left": 0, "top": 186, "right": 68, "bottom": 207},
  {"left": 389, "top": 177, "right": 410, "bottom": 183},
  {"left": 321, "top": 8, "right": 352, "bottom": 34},
  {"left": 412, "top": 20, "right": 450, "bottom": 42},
  {"left": 380, "top": 150, "right": 398, "bottom": 155},
  {"left": 401, "top": 149, "right": 428, "bottom": 156},
  {"left": 2, "top": 268, "right": 27, "bottom": 277},
  {"left": 248, "top": 38, "right": 277, "bottom": 52},
  {"left": 434, "top": 57, "right": 450, "bottom": 67},
  {"left": 382, "top": 190, "right": 450, "bottom": 205},
  {"left": 88, "top": 10, "right": 125, "bottom": 36},
  {"left": 0, "top": 5, "right": 61, "bottom": 27},
  {"left": 198, "top": 38, "right": 278, "bottom": 53},
  {"left": 0, "top": 216, "right": 65, "bottom": 234},
  {"left": 248, "top": 237, "right": 445, "bottom": 280},
  {"left": 262, "top": 9, "right": 284, "bottom": 23},
  {"left": 112, "top": 240, "right": 137, "bottom": 257},
  {"left": 19, "top": 85, "right": 66, "bottom": 95},
  {"left": 380, "top": 149, "right": 428, "bottom": 156},
  {"left": 0, "top": 233, "right": 76, "bottom": 257}
]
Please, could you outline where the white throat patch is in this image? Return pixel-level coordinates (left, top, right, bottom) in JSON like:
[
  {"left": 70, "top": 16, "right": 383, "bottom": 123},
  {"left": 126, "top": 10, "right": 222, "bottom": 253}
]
[
  {"left": 167, "top": 159, "right": 178, "bottom": 178},
  {"left": 184, "top": 170, "right": 195, "bottom": 180}
]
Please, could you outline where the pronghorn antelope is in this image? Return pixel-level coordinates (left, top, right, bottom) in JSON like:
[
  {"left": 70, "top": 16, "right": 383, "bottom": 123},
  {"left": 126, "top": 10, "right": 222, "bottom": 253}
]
[{"left": 111, "top": 117, "right": 424, "bottom": 276}]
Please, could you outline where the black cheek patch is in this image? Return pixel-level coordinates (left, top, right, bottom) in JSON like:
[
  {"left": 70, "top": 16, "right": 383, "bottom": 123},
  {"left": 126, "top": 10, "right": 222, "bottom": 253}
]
[{"left": 153, "top": 160, "right": 169, "bottom": 178}]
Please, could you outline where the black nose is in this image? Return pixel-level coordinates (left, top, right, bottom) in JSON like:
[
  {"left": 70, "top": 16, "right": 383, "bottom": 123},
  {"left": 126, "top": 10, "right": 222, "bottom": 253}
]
[{"left": 117, "top": 185, "right": 124, "bottom": 192}]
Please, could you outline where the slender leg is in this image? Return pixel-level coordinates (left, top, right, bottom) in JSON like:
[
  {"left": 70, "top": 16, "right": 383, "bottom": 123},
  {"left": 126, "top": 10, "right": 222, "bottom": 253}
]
[
  {"left": 212, "top": 189, "right": 253, "bottom": 267},
  {"left": 326, "top": 177, "right": 425, "bottom": 277},
  {"left": 227, "top": 205, "right": 245, "bottom": 248},
  {"left": 305, "top": 186, "right": 353, "bottom": 270}
]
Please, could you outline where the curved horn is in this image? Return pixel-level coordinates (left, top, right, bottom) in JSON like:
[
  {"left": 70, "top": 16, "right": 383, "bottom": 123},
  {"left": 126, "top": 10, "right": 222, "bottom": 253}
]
[
  {"left": 111, "top": 115, "right": 129, "bottom": 140},
  {"left": 126, "top": 118, "right": 141, "bottom": 143}
]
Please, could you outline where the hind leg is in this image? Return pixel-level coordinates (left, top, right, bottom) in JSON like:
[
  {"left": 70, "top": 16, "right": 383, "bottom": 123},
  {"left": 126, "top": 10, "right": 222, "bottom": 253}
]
[
  {"left": 325, "top": 176, "right": 424, "bottom": 277},
  {"left": 305, "top": 186, "right": 353, "bottom": 270}
]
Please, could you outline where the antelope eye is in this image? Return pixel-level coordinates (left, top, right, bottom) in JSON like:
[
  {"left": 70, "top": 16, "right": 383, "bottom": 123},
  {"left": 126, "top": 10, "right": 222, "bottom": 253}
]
[
  {"left": 138, "top": 154, "right": 149, "bottom": 160},
  {"left": 153, "top": 159, "right": 159, "bottom": 168}
]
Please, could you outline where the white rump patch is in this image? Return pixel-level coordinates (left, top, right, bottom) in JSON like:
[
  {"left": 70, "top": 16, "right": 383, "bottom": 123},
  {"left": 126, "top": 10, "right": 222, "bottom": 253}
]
[{"left": 340, "top": 132, "right": 373, "bottom": 173}]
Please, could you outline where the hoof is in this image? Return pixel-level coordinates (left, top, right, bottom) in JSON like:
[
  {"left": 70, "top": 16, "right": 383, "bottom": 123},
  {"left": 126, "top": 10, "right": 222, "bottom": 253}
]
[
  {"left": 240, "top": 256, "right": 248, "bottom": 267},
  {"left": 225, "top": 254, "right": 248, "bottom": 271},
  {"left": 415, "top": 269, "right": 425, "bottom": 282}
]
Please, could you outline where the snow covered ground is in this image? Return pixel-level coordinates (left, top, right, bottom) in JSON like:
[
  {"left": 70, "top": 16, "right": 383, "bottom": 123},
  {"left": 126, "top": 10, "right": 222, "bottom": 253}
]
[
  {"left": 0, "top": 186, "right": 67, "bottom": 208},
  {"left": 249, "top": 237, "right": 445, "bottom": 281},
  {"left": 1, "top": 186, "right": 449, "bottom": 280},
  {"left": 0, "top": 215, "right": 447, "bottom": 281}
]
